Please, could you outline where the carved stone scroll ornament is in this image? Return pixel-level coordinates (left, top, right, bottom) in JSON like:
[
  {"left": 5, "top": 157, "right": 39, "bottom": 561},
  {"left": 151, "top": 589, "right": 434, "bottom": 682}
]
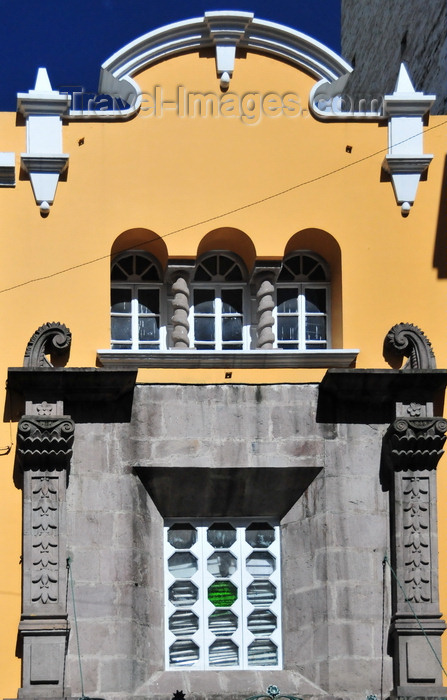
[
  {"left": 384, "top": 323, "right": 436, "bottom": 369},
  {"left": 23, "top": 321, "right": 72, "bottom": 367}
]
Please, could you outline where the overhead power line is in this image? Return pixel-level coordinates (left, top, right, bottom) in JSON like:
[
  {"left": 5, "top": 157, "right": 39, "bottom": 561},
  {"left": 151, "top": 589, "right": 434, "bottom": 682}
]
[{"left": 1, "top": 117, "right": 446, "bottom": 296}]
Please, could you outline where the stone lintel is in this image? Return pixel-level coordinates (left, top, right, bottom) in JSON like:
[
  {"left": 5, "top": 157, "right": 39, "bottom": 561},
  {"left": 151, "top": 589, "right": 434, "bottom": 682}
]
[
  {"left": 136, "top": 465, "right": 322, "bottom": 518},
  {"left": 318, "top": 369, "right": 447, "bottom": 422},
  {"left": 7, "top": 367, "right": 137, "bottom": 422}
]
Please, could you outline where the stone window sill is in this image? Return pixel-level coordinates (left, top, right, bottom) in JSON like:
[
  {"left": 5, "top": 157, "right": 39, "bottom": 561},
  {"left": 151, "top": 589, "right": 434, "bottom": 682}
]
[{"left": 96, "top": 349, "right": 359, "bottom": 369}]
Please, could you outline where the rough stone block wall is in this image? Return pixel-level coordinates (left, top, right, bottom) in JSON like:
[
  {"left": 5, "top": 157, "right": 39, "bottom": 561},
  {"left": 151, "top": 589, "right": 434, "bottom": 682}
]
[
  {"left": 341, "top": 0, "right": 447, "bottom": 113},
  {"left": 64, "top": 384, "right": 392, "bottom": 700}
]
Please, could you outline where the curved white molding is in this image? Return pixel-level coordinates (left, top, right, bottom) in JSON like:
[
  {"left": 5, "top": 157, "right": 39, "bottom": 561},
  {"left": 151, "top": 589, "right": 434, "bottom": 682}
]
[
  {"left": 69, "top": 11, "right": 353, "bottom": 119},
  {"left": 97, "top": 349, "right": 359, "bottom": 369}
]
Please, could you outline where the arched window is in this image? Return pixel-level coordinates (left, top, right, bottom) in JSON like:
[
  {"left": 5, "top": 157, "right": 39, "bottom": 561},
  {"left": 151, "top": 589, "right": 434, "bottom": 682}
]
[
  {"left": 111, "top": 251, "right": 165, "bottom": 350},
  {"left": 275, "top": 252, "right": 330, "bottom": 350},
  {"left": 191, "top": 252, "right": 249, "bottom": 350}
]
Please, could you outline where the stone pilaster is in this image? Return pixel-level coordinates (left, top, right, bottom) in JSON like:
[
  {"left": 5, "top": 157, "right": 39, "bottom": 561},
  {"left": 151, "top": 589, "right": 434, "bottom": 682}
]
[
  {"left": 385, "top": 401, "right": 447, "bottom": 698},
  {"left": 16, "top": 405, "right": 74, "bottom": 699}
]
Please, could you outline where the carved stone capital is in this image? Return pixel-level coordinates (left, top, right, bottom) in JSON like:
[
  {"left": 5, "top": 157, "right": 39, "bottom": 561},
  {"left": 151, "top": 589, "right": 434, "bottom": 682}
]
[
  {"left": 17, "top": 416, "right": 75, "bottom": 471},
  {"left": 386, "top": 417, "right": 446, "bottom": 472}
]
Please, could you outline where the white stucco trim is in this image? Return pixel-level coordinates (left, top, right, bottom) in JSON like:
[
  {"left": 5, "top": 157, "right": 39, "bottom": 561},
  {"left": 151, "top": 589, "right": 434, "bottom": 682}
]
[{"left": 68, "top": 11, "right": 353, "bottom": 119}]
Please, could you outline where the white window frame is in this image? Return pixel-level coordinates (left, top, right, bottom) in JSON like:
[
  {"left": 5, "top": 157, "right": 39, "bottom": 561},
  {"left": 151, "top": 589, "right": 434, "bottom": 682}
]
[
  {"left": 110, "top": 252, "right": 166, "bottom": 351},
  {"left": 274, "top": 252, "right": 331, "bottom": 350},
  {"left": 164, "top": 519, "right": 282, "bottom": 671},
  {"left": 190, "top": 253, "right": 251, "bottom": 351}
]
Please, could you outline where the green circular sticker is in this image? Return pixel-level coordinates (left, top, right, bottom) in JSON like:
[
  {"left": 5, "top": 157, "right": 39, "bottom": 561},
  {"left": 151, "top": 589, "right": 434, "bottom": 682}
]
[{"left": 208, "top": 580, "right": 237, "bottom": 607}]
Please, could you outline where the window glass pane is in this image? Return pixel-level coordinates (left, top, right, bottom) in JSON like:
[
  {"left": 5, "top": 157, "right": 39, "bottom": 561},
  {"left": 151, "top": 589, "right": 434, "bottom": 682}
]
[
  {"left": 247, "top": 610, "right": 277, "bottom": 637},
  {"left": 222, "top": 289, "right": 243, "bottom": 314},
  {"left": 203, "top": 256, "right": 218, "bottom": 277},
  {"left": 169, "top": 640, "right": 199, "bottom": 666},
  {"left": 305, "top": 260, "right": 326, "bottom": 281},
  {"left": 168, "top": 552, "right": 198, "bottom": 578},
  {"left": 207, "top": 523, "right": 236, "bottom": 548},
  {"left": 302, "top": 255, "right": 318, "bottom": 277},
  {"left": 246, "top": 552, "right": 276, "bottom": 577},
  {"left": 247, "top": 581, "right": 276, "bottom": 607},
  {"left": 195, "top": 317, "right": 215, "bottom": 342},
  {"left": 118, "top": 255, "right": 134, "bottom": 276},
  {"left": 194, "top": 289, "right": 215, "bottom": 313},
  {"left": 209, "top": 639, "right": 239, "bottom": 666},
  {"left": 277, "top": 317, "right": 298, "bottom": 342},
  {"left": 222, "top": 317, "right": 242, "bottom": 342},
  {"left": 277, "top": 265, "right": 294, "bottom": 282},
  {"left": 169, "top": 581, "right": 199, "bottom": 607},
  {"left": 305, "top": 288, "right": 326, "bottom": 314},
  {"left": 169, "top": 610, "right": 199, "bottom": 637},
  {"left": 247, "top": 639, "right": 278, "bottom": 666},
  {"left": 207, "top": 552, "right": 237, "bottom": 578},
  {"left": 306, "top": 316, "right": 327, "bottom": 342},
  {"left": 111, "top": 316, "right": 131, "bottom": 341},
  {"left": 225, "top": 265, "right": 243, "bottom": 281},
  {"left": 111, "top": 342, "right": 131, "bottom": 350},
  {"left": 111, "top": 288, "right": 131, "bottom": 313},
  {"left": 138, "top": 288, "right": 159, "bottom": 314},
  {"left": 135, "top": 255, "right": 159, "bottom": 280},
  {"left": 194, "top": 264, "right": 211, "bottom": 281},
  {"left": 111, "top": 264, "right": 128, "bottom": 281},
  {"left": 209, "top": 610, "right": 238, "bottom": 637},
  {"left": 208, "top": 580, "right": 237, "bottom": 607},
  {"left": 168, "top": 524, "right": 197, "bottom": 549},
  {"left": 277, "top": 288, "right": 298, "bottom": 313},
  {"left": 245, "top": 523, "right": 275, "bottom": 548},
  {"left": 287, "top": 255, "right": 302, "bottom": 275},
  {"left": 139, "top": 317, "right": 160, "bottom": 342},
  {"left": 218, "top": 255, "right": 233, "bottom": 276}
]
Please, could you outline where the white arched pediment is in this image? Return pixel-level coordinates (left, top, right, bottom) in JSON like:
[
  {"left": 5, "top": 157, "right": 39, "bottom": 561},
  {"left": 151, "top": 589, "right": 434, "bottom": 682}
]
[{"left": 96, "top": 11, "right": 353, "bottom": 118}]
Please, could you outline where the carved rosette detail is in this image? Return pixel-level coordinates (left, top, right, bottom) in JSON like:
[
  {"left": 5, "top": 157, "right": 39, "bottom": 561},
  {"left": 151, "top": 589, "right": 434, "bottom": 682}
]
[
  {"left": 17, "top": 417, "right": 75, "bottom": 470},
  {"left": 388, "top": 417, "right": 446, "bottom": 471},
  {"left": 171, "top": 275, "right": 190, "bottom": 348},
  {"left": 256, "top": 278, "right": 275, "bottom": 349},
  {"left": 31, "top": 477, "right": 59, "bottom": 604},
  {"left": 403, "top": 476, "right": 430, "bottom": 603},
  {"left": 384, "top": 323, "right": 436, "bottom": 369},
  {"left": 23, "top": 321, "right": 71, "bottom": 367}
]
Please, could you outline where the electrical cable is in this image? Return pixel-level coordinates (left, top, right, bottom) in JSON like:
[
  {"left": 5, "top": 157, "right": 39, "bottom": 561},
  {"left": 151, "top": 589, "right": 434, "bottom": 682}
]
[{"left": 0, "top": 117, "right": 446, "bottom": 297}]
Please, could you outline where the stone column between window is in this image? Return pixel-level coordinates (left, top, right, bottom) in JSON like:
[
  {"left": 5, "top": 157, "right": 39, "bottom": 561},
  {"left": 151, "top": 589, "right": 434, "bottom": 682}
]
[
  {"left": 16, "top": 399, "right": 74, "bottom": 699},
  {"left": 170, "top": 270, "right": 191, "bottom": 349},
  {"left": 253, "top": 268, "right": 279, "bottom": 349},
  {"left": 384, "top": 400, "right": 447, "bottom": 698}
]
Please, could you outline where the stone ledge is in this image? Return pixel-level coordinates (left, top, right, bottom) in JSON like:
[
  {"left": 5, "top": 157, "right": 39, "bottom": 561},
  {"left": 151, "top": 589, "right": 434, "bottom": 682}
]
[{"left": 96, "top": 349, "right": 359, "bottom": 369}]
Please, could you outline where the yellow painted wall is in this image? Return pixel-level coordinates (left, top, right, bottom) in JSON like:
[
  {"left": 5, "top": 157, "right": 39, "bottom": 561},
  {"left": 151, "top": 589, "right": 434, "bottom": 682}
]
[{"left": 1, "top": 48, "right": 447, "bottom": 695}]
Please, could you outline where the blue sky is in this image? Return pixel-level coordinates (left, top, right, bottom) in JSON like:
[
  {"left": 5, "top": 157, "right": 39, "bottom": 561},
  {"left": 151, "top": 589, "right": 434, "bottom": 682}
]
[{"left": 0, "top": 0, "right": 340, "bottom": 111}]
